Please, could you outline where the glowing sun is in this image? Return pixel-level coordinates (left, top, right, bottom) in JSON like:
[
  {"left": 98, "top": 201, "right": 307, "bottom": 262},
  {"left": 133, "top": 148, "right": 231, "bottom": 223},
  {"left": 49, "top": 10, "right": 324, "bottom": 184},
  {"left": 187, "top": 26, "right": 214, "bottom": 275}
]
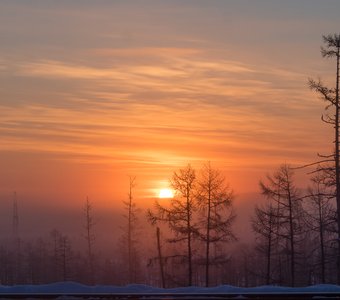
[{"left": 158, "top": 188, "right": 174, "bottom": 199}]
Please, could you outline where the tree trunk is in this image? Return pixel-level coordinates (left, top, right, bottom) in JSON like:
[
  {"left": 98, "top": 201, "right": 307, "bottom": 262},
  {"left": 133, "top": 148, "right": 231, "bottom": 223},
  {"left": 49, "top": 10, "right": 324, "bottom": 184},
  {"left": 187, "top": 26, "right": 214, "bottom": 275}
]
[
  {"left": 287, "top": 189, "right": 295, "bottom": 287},
  {"left": 205, "top": 191, "right": 211, "bottom": 287},
  {"left": 266, "top": 211, "right": 273, "bottom": 285},
  {"left": 319, "top": 203, "right": 326, "bottom": 283},
  {"left": 335, "top": 42, "right": 340, "bottom": 284},
  {"left": 128, "top": 182, "right": 133, "bottom": 283},
  {"left": 85, "top": 197, "right": 95, "bottom": 285},
  {"left": 156, "top": 227, "right": 165, "bottom": 288},
  {"left": 187, "top": 190, "right": 192, "bottom": 286}
]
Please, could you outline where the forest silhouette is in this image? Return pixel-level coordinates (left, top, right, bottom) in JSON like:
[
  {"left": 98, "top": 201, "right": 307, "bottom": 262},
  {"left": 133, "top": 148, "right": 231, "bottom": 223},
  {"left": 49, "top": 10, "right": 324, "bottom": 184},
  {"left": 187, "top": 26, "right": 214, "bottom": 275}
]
[{"left": 2, "top": 34, "right": 340, "bottom": 288}]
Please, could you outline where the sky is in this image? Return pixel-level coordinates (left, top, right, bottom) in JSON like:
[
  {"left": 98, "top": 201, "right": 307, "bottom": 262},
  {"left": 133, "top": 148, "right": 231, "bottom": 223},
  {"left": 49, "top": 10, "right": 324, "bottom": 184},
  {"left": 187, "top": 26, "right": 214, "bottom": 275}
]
[{"left": 1, "top": 1, "right": 340, "bottom": 230}]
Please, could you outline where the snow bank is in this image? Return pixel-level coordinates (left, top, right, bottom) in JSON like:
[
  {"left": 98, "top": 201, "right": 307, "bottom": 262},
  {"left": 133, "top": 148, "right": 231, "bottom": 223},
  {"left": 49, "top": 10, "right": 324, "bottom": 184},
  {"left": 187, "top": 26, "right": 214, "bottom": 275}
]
[{"left": 0, "top": 282, "right": 340, "bottom": 294}]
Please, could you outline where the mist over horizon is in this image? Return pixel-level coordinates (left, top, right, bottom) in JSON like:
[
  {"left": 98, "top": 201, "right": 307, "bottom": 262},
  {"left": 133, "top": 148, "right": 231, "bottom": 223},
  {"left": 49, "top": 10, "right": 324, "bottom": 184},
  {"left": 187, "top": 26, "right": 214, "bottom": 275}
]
[
  {"left": 0, "top": 187, "right": 261, "bottom": 242},
  {"left": 1, "top": 0, "right": 340, "bottom": 288}
]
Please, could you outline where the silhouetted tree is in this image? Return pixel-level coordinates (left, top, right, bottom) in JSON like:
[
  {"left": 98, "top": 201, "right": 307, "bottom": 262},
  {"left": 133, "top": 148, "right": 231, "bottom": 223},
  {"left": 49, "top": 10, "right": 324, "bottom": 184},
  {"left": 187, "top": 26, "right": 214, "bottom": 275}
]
[
  {"left": 196, "top": 162, "right": 236, "bottom": 287},
  {"left": 49, "top": 230, "right": 73, "bottom": 282},
  {"left": 304, "top": 174, "right": 336, "bottom": 283},
  {"left": 252, "top": 202, "right": 277, "bottom": 284},
  {"left": 148, "top": 164, "right": 198, "bottom": 286},
  {"left": 59, "top": 235, "right": 72, "bottom": 281},
  {"left": 23, "top": 238, "right": 50, "bottom": 284},
  {"left": 309, "top": 33, "right": 340, "bottom": 282},
  {"left": 260, "top": 164, "right": 303, "bottom": 286},
  {"left": 156, "top": 227, "right": 166, "bottom": 288},
  {"left": 83, "top": 197, "right": 96, "bottom": 284},
  {"left": 50, "top": 229, "right": 61, "bottom": 282},
  {"left": 120, "top": 176, "right": 140, "bottom": 283}
]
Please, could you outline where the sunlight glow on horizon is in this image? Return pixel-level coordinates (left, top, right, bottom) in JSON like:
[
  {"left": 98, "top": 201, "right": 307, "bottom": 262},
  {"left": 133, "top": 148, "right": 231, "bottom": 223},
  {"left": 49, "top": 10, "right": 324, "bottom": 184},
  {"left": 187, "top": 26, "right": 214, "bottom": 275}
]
[{"left": 0, "top": 0, "right": 338, "bottom": 204}]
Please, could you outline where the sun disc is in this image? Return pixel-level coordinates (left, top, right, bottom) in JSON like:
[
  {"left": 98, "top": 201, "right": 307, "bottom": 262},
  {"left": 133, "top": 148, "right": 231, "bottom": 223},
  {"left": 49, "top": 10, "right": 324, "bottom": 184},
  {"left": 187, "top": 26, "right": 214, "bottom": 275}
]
[{"left": 158, "top": 188, "right": 174, "bottom": 198}]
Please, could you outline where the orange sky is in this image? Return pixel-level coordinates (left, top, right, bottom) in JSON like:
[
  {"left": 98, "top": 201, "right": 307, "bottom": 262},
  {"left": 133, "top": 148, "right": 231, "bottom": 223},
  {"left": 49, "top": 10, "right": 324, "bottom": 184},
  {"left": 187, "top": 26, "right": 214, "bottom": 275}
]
[{"left": 0, "top": 1, "right": 339, "bottom": 214}]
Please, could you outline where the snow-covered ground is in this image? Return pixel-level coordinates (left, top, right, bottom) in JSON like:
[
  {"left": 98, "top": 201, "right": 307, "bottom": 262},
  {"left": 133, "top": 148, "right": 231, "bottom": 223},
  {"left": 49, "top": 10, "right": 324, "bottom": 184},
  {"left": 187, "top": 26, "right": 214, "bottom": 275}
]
[{"left": 0, "top": 282, "right": 340, "bottom": 294}]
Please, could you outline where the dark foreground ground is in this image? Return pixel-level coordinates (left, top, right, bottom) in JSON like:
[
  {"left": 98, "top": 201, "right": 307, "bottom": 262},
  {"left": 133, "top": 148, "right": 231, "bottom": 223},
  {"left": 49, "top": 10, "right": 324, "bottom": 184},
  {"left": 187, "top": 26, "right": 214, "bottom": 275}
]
[{"left": 1, "top": 292, "right": 340, "bottom": 300}]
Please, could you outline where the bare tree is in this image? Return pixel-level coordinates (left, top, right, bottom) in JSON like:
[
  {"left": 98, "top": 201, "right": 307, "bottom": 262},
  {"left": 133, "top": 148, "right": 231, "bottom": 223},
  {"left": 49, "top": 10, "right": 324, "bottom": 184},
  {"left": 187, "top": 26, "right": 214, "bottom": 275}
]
[
  {"left": 49, "top": 230, "right": 73, "bottom": 282},
  {"left": 196, "top": 162, "right": 236, "bottom": 287},
  {"left": 59, "top": 235, "right": 72, "bottom": 281},
  {"left": 50, "top": 229, "right": 61, "bottom": 282},
  {"left": 260, "top": 164, "right": 303, "bottom": 286},
  {"left": 120, "top": 176, "right": 140, "bottom": 283},
  {"left": 156, "top": 227, "right": 166, "bottom": 288},
  {"left": 83, "top": 197, "right": 96, "bottom": 284},
  {"left": 252, "top": 202, "right": 277, "bottom": 285},
  {"left": 304, "top": 174, "right": 336, "bottom": 283},
  {"left": 148, "top": 164, "right": 198, "bottom": 286},
  {"left": 309, "top": 33, "right": 340, "bottom": 282}
]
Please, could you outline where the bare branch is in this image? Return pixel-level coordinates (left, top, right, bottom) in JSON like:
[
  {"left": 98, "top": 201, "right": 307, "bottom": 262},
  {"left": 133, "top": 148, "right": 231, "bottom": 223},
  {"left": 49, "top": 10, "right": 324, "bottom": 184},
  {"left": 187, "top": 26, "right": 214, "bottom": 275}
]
[{"left": 308, "top": 78, "right": 336, "bottom": 105}]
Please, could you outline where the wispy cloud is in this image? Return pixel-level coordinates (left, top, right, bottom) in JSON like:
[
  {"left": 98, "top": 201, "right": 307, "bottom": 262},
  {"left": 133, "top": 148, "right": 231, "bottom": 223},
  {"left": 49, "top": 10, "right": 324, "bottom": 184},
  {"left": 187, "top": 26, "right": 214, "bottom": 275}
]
[
  {"left": 0, "top": 0, "right": 339, "bottom": 211},
  {"left": 0, "top": 43, "right": 330, "bottom": 200},
  {"left": 13, "top": 47, "right": 306, "bottom": 109}
]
